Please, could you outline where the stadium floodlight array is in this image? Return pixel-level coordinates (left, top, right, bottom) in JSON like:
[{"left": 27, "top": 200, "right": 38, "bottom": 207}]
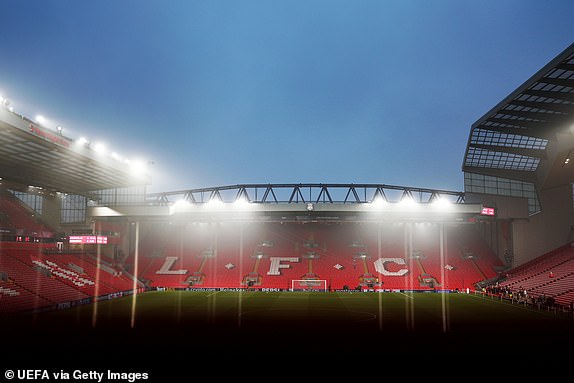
[
  {"left": 144, "top": 183, "right": 492, "bottom": 225},
  {"left": 0, "top": 94, "right": 14, "bottom": 112},
  {"left": 166, "top": 194, "right": 474, "bottom": 219},
  {"left": 1, "top": 90, "right": 149, "bottom": 176}
]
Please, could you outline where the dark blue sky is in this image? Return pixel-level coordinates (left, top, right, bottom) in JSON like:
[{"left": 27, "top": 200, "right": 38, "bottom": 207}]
[{"left": 0, "top": 1, "right": 572, "bottom": 193}]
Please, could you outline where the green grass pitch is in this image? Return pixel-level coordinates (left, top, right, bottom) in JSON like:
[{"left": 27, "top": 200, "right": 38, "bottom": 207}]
[{"left": 41, "top": 290, "right": 571, "bottom": 330}]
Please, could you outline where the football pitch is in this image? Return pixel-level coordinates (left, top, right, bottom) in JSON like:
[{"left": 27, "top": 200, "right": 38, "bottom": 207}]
[
  {"left": 3, "top": 291, "right": 574, "bottom": 376},
  {"left": 40, "top": 290, "right": 573, "bottom": 332},
  {"left": 45, "top": 289, "right": 571, "bottom": 331}
]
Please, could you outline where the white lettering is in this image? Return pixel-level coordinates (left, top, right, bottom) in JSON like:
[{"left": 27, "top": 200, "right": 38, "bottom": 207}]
[
  {"left": 53, "top": 371, "right": 70, "bottom": 380},
  {"left": 73, "top": 370, "right": 104, "bottom": 382},
  {"left": 373, "top": 258, "right": 409, "bottom": 276},
  {"left": 267, "top": 257, "right": 299, "bottom": 275},
  {"left": 18, "top": 370, "right": 50, "bottom": 379},
  {"left": 156, "top": 256, "right": 188, "bottom": 275},
  {"left": 107, "top": 370, "right": 149, "bottom": 381}
]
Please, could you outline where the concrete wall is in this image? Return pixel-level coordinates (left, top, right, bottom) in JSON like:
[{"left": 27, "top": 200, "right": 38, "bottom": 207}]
[
  {"left": 467, "top": 185, "right": 574, "bottom": 268},
  {"left": 465, "top": 193, "right": 527, "bottom": 266},
  {"left": 512, "top": 184, "right": 574, "bottom": 267}
]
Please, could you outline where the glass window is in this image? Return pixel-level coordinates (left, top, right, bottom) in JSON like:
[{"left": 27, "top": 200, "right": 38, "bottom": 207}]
[
  {"left": 61, "top": 194, "right": 86, "bottom": 224},
  {"left": 13, "top": 191, "right": 43, "bottom": 215}
]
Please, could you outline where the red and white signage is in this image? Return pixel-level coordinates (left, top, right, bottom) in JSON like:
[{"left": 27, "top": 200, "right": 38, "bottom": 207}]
[
  {"left": 68, "top": 235, "right": 108, "bottom": 244},
  {"left": 29, "top": 123, "right": 70, "bottom": 148},
  {"left": 480, "top": 207, "right": 495, "bottom": 216}
]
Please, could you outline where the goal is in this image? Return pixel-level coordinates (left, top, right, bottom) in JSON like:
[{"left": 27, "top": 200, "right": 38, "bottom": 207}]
[{"left": 291, "top": 279, "right": 328, "bottom": 292}]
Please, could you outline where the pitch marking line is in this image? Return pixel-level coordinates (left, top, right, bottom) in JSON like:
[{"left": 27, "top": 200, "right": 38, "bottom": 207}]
[{"left": 397, "top": 291, "right": 415, "bottom": 300}]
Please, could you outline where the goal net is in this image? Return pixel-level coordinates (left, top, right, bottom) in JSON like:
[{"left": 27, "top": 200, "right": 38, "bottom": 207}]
[{"left": 291, "top": 279, "right": 328, "bottom": 292}]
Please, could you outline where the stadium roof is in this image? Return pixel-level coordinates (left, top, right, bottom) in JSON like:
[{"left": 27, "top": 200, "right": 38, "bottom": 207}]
[
  {"left": 90, "top": 183, "right": 489, "bottom": 224},
  {"left": 146, "top": 183, "right": 466, "bottom": 205},
  {"left": 0, "top": 106, "right": 151, "bottom": 195},
  {"left": 463, "top": 42, "right": 574, "bottom": 190}
]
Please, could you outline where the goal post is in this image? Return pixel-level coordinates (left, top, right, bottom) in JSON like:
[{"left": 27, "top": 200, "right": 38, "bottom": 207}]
[{"left": 291, "top": 279, "right": 328, "bottom": 292}]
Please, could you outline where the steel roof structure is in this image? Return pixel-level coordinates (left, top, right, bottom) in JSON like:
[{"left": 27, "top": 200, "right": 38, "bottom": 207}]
[
  {"left": 92, "top": 183, "right": 483, "bottom": 224},
  {"left": 147, "top": 183, "right": 466, "bottom": 205}
]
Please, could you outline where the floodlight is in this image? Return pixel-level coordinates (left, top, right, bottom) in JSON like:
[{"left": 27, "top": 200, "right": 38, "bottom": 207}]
[
  {"left": 431, "top": 196, "right": 453, "bottom": 211},
  {"left": 233, "top": 196, "right": 251, "bottom": 210},
  {"left": 77, "top": 137, "right": 90, "bottom": 148},
  {"left": 93, "top": 142, "right": 106, "bottom": 154},
  {"left": 35, "top": 115, "right": 46, "bottom": 125},
  {"left": 398, "top": 195, "right": 417, "bottom": 209},
  {"left": 129, "top": 160, "right": 148, "bottom": 177},
  {"left": 206, "top": 198, "right": 224, "bottom": 207},
  {"left": 0, "top": 96, "right": 10, "bottom": 109},
  {"left": 371, "top": 196, "right": 387, "bottom": 209}
]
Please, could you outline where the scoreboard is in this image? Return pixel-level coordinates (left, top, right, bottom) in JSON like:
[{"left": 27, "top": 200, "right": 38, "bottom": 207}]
[
  {"left": 68, "top": 235, "right": 108, "bottom": 244},
  {"left": 480, "top": 207, "right": 495, "bottom": 216}
]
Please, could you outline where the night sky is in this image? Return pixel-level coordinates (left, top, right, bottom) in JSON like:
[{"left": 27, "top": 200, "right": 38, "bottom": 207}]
[{"left": 0, "top": 0, "right": 572, "bottom": 193}]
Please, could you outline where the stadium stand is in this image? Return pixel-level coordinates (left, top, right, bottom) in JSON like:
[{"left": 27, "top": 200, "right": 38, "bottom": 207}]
[
  {"left": 497, "top": 244, "right": 574, "bottom": 307},
  {"left": 134, "top": 222, "right": 503, "bottom": 291},
  {"left": 0, "top": 197, "right": 508, "bottom": 313},
  {"left": 0, "top": 190, "right": 53, "bottom": 238},
  {"left": 0, "top": 240, "right": 136, "bottom": 312},
  {"left": 0, "top": 243, "right": 87, "bottom": 311}
]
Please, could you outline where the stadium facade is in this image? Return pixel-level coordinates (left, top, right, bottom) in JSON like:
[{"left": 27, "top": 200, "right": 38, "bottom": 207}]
[{"left": 463, "top": 42, "right": 574, "bottom": 267}]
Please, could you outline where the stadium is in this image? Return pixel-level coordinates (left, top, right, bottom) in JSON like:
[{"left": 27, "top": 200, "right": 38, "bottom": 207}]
[{"left": 2, "top": 42, "right": 574, "bottom": 376}]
